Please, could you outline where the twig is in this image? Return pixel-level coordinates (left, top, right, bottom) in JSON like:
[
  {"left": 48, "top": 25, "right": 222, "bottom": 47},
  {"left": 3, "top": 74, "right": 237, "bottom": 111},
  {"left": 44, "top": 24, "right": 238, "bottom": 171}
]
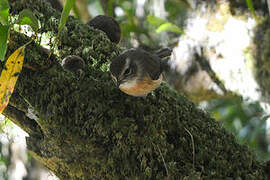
[
  {"left": 194, "top": 47, "right": 228, "bottom": 94},
  {"left": 3, "top": 105, "right": 42, "bottom": 137},
  {"left": 184, "top": 127, "right": 195, "bottom": 169},
  {"left": 153, "top": 143, "right": 169, "bottom": 177}
]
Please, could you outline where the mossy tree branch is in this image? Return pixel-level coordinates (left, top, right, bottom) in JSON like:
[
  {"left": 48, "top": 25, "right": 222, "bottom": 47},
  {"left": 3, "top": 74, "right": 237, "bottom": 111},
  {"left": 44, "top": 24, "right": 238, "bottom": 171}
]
[{"left": 3, "top": 0, "right": 268, "bottom": 179}]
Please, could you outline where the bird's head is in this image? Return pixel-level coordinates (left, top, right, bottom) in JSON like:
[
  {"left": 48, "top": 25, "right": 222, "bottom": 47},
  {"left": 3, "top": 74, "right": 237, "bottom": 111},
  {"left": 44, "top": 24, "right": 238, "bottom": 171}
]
[{"left": 110, "top": 50, "right": 139, "bottom": 88}]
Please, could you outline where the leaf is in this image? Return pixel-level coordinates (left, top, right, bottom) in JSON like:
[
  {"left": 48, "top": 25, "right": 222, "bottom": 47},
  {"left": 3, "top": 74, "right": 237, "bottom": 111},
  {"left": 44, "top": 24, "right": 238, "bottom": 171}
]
[
  {"left": 147, "top": 15, "right": 183, "bottom": 34},
  {"left": 147, "top": 15, "right": 166, "bottom": 26},
  {"left": 156, "top": 22, "right": 183, "bottom": 34},
  {"left": 0, "top": 46, "right": 25, "bottom": 113},
  {"left": 107, "top": 0, "right": 114, "bottom": 17},
  {"left": 58, "top": 0, "right": 75, "bottom": 36},
  {"left": 246, "top": 0, "right": 257, "bottom": 19},
  {"left": 72, "top": 4, "right": 81, "bottom": 20},
  {"left": 17, "top": 9, "right": 39, "bottom": 32},
  {"left": 0, "top": 25, "right": 9, "bottom": 62},
  {"left": 0, "top": 0, "right": 9, "bottom": 25}
]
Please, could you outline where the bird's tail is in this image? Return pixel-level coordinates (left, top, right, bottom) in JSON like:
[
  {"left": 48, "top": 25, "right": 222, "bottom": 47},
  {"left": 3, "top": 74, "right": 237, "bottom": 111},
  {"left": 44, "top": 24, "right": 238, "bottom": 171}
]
[
  {"left": 155, "top": 48, "right": 172, "bottom": 59},
  {"left": 155, "top": 48, "right": 172, "bottom": 82}
]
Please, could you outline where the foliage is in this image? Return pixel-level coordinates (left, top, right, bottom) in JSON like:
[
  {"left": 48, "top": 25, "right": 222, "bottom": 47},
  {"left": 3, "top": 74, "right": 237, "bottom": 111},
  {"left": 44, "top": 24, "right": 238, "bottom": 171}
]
[
  {"left": 147, "top": 15, "right": 183, "bottom": 34},
  {"left": 0, "top": 25, "right": 9, "bottom": 61},
  {"left": 0, "top": 46, "right": 25, "bottom": 113},
  {"left": 0, "top": 0, "right": 9, "bottom": 25},
  {"left": 0, "top": 0, "right": 39, "bottom": 61},
  {"left": 0, "top": 0, "right": 76, "bottom": 114},
  {"left": 246, "top": 0, "right": 256, "bottom": 18},
  {"left": 206, "top": 97, "right": 270, "bottom": 161},
  {"left": 17, "top": 9, "right": 39, "bottom": 32},
  {"left": 58, "top": 0, "right": 75, "bottom": 36}
]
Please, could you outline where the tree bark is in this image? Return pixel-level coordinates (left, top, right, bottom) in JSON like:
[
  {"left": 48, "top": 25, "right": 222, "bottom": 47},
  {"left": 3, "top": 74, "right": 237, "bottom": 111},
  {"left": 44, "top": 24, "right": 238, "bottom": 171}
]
[
  {"left": 252, "top": 17, "right": 270, "bottom": 103},
  {"left": 4, "top": 0, "right": 268, "bottom": 179}
]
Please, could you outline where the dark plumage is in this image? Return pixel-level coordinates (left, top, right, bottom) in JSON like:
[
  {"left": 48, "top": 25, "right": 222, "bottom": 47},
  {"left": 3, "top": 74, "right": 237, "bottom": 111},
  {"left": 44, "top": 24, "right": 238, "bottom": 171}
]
[
  {"left": 109, "top": 50, "right": 130, "bottom": 79},
  {"left": 87, "top": 15, "right": 121, "bottom": 44},
  {"left": 110, "top": 48, "right": 161, "bottom": 81},
  {"left": 155, "top": 48, "right": 172, "bottom": 59}
]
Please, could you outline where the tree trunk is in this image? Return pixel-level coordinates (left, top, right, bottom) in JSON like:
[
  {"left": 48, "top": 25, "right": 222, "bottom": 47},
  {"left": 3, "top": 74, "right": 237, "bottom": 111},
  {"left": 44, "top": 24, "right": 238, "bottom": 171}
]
[
  {"left": 4, "top": 0, "right": 268, "bottom": 179},
  {"left": 252, "top": 17, "right": 270, "bottom": 103}
]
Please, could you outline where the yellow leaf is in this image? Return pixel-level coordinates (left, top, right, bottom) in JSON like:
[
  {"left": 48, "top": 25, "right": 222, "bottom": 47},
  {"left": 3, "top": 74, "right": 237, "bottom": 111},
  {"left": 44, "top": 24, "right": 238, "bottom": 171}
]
[{"left": 0, "top": 46, "right": 25, "bottom": 113}]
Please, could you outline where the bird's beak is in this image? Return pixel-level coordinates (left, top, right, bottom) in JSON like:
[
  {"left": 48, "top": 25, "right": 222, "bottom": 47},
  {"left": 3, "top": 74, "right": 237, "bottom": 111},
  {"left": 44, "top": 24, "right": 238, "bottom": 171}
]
[
  {"left": 112, "top": 78, "right": 121, "bottom": 87},
  {"left": 111, "top": 75, "right": 122, "bottom": 87},
  {"left": 111, "top": 75, "right": 118, "bottom": 87}
]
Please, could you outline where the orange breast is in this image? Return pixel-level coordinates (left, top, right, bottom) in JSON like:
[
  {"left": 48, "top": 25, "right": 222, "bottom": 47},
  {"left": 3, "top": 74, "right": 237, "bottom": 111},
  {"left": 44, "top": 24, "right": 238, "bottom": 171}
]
[{"left": 120, "top": 76, "right": 162, "bottom": 97}]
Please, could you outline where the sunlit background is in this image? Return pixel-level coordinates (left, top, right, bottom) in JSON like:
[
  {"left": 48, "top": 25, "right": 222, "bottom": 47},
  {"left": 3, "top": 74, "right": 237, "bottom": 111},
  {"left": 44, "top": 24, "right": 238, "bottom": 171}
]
[{"left": 3, "top": 0, "right": 270, "bottom": 179}]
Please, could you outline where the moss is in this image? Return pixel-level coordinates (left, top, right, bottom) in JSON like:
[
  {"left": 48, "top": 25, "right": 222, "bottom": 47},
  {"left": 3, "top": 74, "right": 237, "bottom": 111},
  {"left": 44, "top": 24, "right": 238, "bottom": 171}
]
[{"left": 25, "top": 76, "right": 267, "bottom": 179}]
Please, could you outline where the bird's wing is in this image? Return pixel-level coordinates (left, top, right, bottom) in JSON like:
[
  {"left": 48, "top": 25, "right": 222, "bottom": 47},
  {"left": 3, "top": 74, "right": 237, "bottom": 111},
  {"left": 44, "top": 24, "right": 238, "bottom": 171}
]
[{"left": 138, "top": 50, "right": 161, "bottom": 80}]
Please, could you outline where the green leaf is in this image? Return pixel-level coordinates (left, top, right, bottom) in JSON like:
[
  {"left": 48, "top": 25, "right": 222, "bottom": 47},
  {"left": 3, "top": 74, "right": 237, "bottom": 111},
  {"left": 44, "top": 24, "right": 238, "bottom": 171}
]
[
  {"left": 147, "top": 15, "right": 166, "bottom": 26},
  {"left": 0, "top": 0, "right": 9, "bottom": 25},
  {"left": 147, "top": 15, "right": 183, "bottom": 34},
  {"left": 246, "top": 0, "right": 257, "bottom": 19},
  {"left": 17, "top": 9, "right": 39, "bottom": 32},
  {"left": 107, "top": 0, "right": 114, "bottom": 17},
  {"left": 58, "top": 0, "right": 75, "bottom": 36},
  {"left": 0, "top": 46, "right": 25, "bottom": 113},
  {"left": 0, "top": 25, "right": 9, "bottom": 61},
  {"left": 156, "top": 22, "right": 183, "bottom": 34},
  {"left": 72, "top": 4, "right": 81, "bottom": 20}
]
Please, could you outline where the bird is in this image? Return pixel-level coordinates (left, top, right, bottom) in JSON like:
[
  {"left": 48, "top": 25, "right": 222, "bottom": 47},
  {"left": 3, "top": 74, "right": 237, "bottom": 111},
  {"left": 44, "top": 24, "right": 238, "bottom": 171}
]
[
  {"left": 87, "top": 15, "right": 121, "bottom": 44},
  {"left": 109, "top": 48, "right": 172, "bottom": 97},
  {"left": 61, "top": 55, "right": 85, "bottom": 79}
]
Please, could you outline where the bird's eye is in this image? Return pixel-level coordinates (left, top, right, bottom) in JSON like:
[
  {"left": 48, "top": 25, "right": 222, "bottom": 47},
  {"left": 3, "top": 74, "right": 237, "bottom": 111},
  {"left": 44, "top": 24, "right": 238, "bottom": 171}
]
[{"left": 124, "top": 68, "right": 132, "bottom": 76}]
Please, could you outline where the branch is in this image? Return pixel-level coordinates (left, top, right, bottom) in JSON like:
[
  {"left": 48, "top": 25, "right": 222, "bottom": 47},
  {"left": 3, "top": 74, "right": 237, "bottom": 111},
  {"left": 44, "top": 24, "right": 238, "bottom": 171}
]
[{"left": 3, "top": 105, "right": 42, "bottom": 137}]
